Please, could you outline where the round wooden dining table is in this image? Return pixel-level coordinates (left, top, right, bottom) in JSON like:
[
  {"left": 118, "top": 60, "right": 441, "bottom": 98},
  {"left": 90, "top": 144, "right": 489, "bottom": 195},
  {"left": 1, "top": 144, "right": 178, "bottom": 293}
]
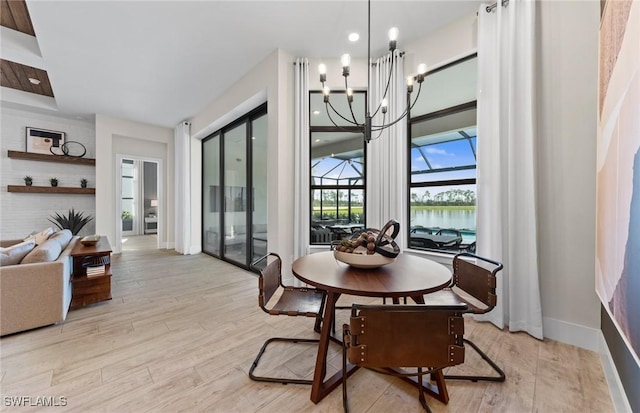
[{"left": 291, "top": 251, "right": 453, "bottom": 404}]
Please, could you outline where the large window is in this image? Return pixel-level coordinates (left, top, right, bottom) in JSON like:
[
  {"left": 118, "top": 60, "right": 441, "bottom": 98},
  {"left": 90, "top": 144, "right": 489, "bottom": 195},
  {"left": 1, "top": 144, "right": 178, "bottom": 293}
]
[
  {"left": 408, "top": 55, "right": 477, "bottom": 253},
  {"left": 309, "top": 91, "right": 366, "bottom": 244}
]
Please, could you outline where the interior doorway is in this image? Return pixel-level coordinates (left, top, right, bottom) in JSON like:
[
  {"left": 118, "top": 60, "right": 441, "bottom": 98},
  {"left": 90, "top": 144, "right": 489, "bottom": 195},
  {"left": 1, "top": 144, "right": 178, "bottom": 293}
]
[{"left": 116, "top": 155, "right": 162, "bottom": 251}]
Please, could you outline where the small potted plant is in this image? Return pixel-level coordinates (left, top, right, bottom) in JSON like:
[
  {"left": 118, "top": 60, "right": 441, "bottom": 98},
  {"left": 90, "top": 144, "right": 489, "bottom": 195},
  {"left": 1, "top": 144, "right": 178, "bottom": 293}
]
[
  {"left": 24, "top": 176, "right": 33, "bottom": 186},
  {"left": 50, "top": 177, "right": 58, "bottom": 187},
  {"left": 121, "top": 211, "right": 133, "bottom": 231},
  {"left": 80, "top": 178, "right": 88, "bottom": 188}
]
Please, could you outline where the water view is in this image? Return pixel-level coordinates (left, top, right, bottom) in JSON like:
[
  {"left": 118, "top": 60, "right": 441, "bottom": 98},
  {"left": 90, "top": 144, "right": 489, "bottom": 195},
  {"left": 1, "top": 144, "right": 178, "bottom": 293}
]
[{"left": 410, "top": 208, "right": 476, "bottom": 243}]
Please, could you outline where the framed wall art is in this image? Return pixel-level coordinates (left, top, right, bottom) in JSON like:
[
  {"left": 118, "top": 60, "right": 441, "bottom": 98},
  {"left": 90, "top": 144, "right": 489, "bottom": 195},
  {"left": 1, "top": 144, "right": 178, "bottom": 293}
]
[
  {"left": 25, "top": 127, "right": 65, "bottom": 155},
  {"left": 596, "top": 0, "right": 639, "bottom": 366}
]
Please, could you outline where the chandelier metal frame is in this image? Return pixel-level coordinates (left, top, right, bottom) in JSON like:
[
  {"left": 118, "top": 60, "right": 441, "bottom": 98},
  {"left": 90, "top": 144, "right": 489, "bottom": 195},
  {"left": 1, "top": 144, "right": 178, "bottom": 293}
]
[{"left": 318, "top": 0, "right": 428, "bottom": 143}]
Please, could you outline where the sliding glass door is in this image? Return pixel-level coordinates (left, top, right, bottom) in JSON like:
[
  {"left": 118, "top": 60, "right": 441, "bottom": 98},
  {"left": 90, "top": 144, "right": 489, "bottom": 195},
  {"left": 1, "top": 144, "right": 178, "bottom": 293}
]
[
  {"left": 202, "top": 104, "right": 267, "bottom": 269},
  {"left": 203, "top": 134, "right": 221, "bottom": 256},
  {"left": 222, "top": 123, "right": 247, "bottom": 265}
]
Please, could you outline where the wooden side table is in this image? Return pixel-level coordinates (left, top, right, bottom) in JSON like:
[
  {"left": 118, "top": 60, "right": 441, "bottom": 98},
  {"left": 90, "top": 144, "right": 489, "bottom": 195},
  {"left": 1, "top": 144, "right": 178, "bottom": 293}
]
[{"left": 69, "top": 236, "right": 112, "bottom": 309}]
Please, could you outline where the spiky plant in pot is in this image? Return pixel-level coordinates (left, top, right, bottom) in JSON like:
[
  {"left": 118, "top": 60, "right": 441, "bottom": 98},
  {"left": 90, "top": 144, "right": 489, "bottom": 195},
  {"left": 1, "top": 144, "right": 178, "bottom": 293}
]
[{"left": 48, "top": 208, "right": 94, "bottom": 235}]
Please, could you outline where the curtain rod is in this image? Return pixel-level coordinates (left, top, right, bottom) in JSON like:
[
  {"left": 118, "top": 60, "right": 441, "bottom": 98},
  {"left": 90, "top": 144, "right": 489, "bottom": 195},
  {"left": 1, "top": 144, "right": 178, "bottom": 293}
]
[{"left": 486, "top": 0, "right": 509, "bottom": 13}]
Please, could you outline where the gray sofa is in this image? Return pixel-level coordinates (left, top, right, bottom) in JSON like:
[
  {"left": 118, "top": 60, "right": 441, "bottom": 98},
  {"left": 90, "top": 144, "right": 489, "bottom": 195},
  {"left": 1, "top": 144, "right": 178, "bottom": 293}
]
[{"left": 0, "top": 233, "right": 77, "bottom": 336}]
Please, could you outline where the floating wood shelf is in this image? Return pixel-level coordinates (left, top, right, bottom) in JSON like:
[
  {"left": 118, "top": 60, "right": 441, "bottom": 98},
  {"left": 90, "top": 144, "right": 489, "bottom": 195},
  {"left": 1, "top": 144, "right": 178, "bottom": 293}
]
[
  {"left": 7, "top": 150, "right": 95, "bottom": 166},
  {"left": 7, "top": 185, "right": 95, "bottom": 195}
]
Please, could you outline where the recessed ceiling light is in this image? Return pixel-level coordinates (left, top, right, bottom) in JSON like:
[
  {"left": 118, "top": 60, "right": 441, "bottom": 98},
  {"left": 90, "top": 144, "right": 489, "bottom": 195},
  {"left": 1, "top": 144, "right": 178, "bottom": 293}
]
[
  {"left": 315, "top": 139, "right": 321, "bottom": 143},
  {"left": 348, "top": 33, "right": 360, "bottom": 42},
  {"left": 28, "top": 77, "right": 41, "bottom": 85},
  {"left": 312, "top": 110, "right": 320, "bottom": 115}
]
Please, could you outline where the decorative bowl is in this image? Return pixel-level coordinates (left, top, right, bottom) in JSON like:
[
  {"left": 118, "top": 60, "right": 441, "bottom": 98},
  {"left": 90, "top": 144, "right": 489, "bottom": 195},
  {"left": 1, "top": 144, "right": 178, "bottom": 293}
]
[
  {"left": 333, "top": 250, "right": 395, "bottom": 269},
  {"left": 80, "top": 235, "right": 100, "bottom": 246}
]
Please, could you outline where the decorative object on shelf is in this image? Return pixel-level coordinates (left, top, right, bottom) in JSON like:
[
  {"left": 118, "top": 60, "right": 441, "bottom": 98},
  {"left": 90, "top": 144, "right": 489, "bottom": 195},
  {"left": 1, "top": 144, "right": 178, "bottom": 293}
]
[
  {"left": 49, "top": 177, "right": 58, "bottom": 187},
  {"left": 80, "top": 234, "right": 100, "bottom": 247},
  {"left": 49, "top": 208, "right": 94, "bottom": 235},
  {"left": 80, "top": 178, "right": 88, "bottom": 188},
  {"left": 331, "top": 219, "right": 400, "bottom": 268},
  {"left": 317, "top": 0, "right": 426, "bottom": 143},
  {"left": 23, "top": 176, "right": 33, "bottom": 186},
  {"left": 51, "top": 141, "right": 87, "bottom": 158},
  {"left": 26, "top": 127, "right": 65, "bottom": 155}
]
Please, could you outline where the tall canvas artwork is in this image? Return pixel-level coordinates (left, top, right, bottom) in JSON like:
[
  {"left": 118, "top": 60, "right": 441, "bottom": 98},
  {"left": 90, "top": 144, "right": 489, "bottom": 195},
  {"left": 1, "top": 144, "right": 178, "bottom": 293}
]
[{"left": 596, "top": 0, "right": 640, "bottom": 366}]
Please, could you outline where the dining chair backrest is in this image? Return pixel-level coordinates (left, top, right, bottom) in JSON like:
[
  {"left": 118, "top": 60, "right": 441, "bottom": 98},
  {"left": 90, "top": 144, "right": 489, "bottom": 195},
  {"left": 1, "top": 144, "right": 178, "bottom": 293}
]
[
  {"left": 452, "top": 252, "right": 504, "bottom": 314},
  {"left": 342, "top": 304, "right": 467, "bottom": 412},
  {"left": 257, "top": 253, "right": 282, "bottom": 310},
  {"left": 345, "top": 304, "right": 466, "bottom": 369}
]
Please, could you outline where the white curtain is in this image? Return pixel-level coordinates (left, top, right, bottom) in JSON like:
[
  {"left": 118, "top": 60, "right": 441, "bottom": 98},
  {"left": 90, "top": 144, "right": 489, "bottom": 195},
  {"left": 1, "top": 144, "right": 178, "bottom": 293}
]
[
  {"left": 293, "top": 58, "right": 310, "bottom": 259},
  {"left": 476, "top": 0, "right": 543, "bottom": 339},
  {"left": 174, "top": 120, "right": 191, "bottom": 255},
  {"left": 368, "top": 51, "right": 407, "bottom": 241}
]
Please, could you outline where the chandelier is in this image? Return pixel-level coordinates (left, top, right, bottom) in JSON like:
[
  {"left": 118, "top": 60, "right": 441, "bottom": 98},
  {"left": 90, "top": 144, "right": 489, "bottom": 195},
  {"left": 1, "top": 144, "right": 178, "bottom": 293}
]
[{"left": 318, "top": 0, "right": 427, "bottom": 143}]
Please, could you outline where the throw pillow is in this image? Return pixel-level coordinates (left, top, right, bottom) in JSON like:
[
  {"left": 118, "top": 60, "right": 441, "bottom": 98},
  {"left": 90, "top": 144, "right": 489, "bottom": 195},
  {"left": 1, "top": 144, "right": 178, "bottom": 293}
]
[
  {"left": 0, "top": 240, "right": 36, "bottom": 266},
  {"left": 47, "top": 229, "right": 73, "bottom": 249},
  {"left": 21, "top": 239, "right": 63, "bottom": 264},
  {"left": 23, "top": 227, "right": 54, "bottom": 246}
]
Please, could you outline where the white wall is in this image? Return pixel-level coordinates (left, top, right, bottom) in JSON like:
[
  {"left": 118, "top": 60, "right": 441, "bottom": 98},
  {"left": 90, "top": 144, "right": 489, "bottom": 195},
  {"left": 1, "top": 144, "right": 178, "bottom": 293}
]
[
  {"left": 0, "top": 106, "right": 96, "bottom": 238},
  {"left": 95, "top": 114, "right": 174, "bottom": 253},
  {"left": 189, "top": 49, "right": 297, "bottom": 274},
  {"left": 537, "top": 0, "right": 601, "bottom": 335},
  {"left": 404, "top": 12, "right": 478, "bottom": 74}
]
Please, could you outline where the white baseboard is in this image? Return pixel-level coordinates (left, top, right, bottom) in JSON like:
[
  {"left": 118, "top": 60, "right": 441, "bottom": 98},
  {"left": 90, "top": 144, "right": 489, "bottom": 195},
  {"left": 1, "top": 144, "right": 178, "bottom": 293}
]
[
  {"left": 598, "top": 332, "right": 633, "bottom": 413},
  {"left": 165, "top": 242, "right": 175, "bottom": 249},
  {"left": 188, "top": 244, "right": 202, "bottom": 255},
  {"left": 543, "top": 316, "right": 601, "bottom": 351},
  {"left": 543, "top": 317, "right": 631, "bottom": 412}
]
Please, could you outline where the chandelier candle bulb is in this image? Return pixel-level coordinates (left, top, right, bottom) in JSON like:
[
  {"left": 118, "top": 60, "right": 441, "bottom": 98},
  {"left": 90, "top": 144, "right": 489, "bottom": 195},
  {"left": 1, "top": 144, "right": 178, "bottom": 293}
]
[
  {"left": 319, "top": 63, "right": 327, "bottom": 82},
  {"left": 347, "top": 88, "right": 354, "bottom": 103},
  {"left": 341, "top": 54, "right": 351, "bottom": 76},
  {"left": 323, "top": 86, "right": 330, "bottom": 102},
  {"left": 381, "top": 98, "right": 388, "bottom": 114},
  {"left": 417, "top": 63, "right": 428, "bottom": 82},
  {"left": 407, "top": 76, "right": 414, "bottom": 93},
  {"left": 341, "top": 54, "right": 351, "bottom": 68},
  {"left": 388, "top": 27, "right": 399, "bottom": 51}
]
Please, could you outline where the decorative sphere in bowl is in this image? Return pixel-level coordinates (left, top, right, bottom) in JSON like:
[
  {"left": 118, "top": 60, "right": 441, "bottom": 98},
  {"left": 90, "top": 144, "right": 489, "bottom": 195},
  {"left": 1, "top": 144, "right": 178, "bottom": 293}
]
[{"left": 333, "top": 249, "right": 395, "bottom": 269}]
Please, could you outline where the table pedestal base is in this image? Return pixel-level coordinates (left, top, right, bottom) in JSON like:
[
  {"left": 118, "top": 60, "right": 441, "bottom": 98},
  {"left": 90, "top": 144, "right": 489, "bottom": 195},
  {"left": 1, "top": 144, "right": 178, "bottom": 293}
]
[{"left": 309, "top": 291, "right": 450, "bottom": 405}]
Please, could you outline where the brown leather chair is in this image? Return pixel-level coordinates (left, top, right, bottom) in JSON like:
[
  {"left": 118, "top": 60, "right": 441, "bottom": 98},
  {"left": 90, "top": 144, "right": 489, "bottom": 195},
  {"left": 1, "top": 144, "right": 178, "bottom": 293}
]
[
  {"left": 342, "top": 304, "right": 467, "bottom": 412},
  {"left": 425, "top": 252, "right": 505, "bottom": 382},
  {"left": 249, "top": 253, "right": 327, "bottom": 385}
]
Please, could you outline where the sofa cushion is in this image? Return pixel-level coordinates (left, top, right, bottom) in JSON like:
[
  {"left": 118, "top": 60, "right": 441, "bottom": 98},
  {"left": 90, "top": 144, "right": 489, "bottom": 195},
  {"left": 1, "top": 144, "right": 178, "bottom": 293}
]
[
  {"left": 21, "top": 239, "right": 63, "bottom": 264},
  {"left": 47, "top": 229, "right": 73, "bottom": 250},
  {"left": 0, "top": 240, "right": 36, "bottom": 266},
  {"left": 24, "top": 227, "right": 54, "bottom": 246}
]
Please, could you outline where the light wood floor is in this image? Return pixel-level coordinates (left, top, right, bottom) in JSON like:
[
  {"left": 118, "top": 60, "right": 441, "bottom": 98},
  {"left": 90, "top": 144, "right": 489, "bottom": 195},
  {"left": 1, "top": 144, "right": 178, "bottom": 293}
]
[{"left": 0, "top": 242, "right": 615, "bottom": 412}]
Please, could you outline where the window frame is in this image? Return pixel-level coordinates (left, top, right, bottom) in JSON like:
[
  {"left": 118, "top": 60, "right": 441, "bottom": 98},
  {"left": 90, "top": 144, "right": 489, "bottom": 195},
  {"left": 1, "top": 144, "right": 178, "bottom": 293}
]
[
  {"left": 309, "top": 90, "right": 367, "bottom": 245},
  {"left": 406, "top": 54, "right": 478, "bottom": 254}
]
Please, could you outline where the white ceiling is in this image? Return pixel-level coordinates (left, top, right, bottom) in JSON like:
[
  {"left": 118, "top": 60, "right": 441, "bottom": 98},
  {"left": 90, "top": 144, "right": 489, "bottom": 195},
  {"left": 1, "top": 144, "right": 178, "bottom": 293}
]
[{"left": 1, "top": 1, "right": 482, "bottom": 128}]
